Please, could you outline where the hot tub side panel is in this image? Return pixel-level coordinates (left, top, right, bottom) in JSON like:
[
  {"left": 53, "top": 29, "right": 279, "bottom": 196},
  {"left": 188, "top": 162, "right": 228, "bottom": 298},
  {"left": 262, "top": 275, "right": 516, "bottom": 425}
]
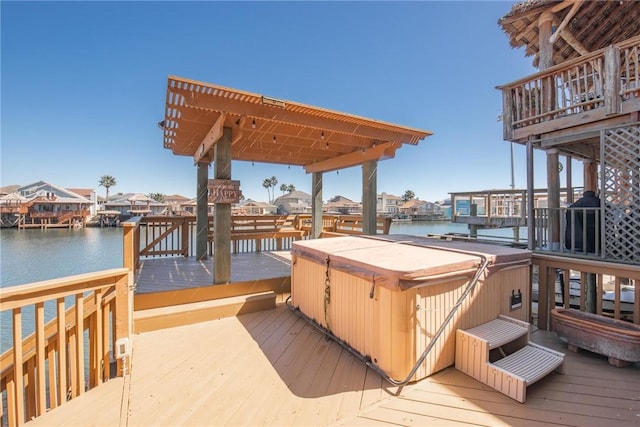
[
  {"left": 291, "top": 256, "right": 530, "bottom": 382},
  {"left": 412, "top": 265, "right": 530, "bottom": 380}
]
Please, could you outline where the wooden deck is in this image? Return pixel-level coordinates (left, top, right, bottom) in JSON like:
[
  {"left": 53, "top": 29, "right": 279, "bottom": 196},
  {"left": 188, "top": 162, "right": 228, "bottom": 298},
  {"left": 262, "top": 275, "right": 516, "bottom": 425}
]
[
  {"left": 135, "top": 252, "right": 292, "bottom": 294},
  {"left": 28, "top": 302, "right": 640, "bottom": 427}
]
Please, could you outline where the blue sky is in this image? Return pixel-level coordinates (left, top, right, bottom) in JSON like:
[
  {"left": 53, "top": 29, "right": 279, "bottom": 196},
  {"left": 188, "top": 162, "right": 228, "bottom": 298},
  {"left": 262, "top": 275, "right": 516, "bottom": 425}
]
[{"left": 1, "top": 1, "right": 576, "bottom": 203}]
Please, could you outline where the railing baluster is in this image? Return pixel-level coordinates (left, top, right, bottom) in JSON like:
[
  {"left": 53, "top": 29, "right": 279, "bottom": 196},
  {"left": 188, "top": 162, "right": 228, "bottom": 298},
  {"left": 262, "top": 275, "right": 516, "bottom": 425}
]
[
  {"left": 12, "top": 308, "right": 24, "bottom": 425},
  {"left": 75, "top": 293, "right": 85, "bottom": 396},
  {"left": 35, "top": 301, "right": 46, "bottom": 416},
  {"left": 56, "top": 297, "right": 67, "bottom": 405}
]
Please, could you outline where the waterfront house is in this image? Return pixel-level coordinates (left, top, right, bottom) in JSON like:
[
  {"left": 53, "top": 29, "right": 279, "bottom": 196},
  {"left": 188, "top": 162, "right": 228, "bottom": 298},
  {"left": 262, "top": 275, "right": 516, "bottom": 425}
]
[
  {"left": 376, "top": 192, "right": 402, "bottom": 217},
  {"left": 0, "top": 185, "right": 21, "bottom": 196},
  {"left": 234, "top": 198, "right": 278, "bottom": 215},
  {"left": 273, "top": 190, "right": 312, "bottom": 215},
  {"left": 103, "top": 193, "right": 166, "bottom": 218},
  {"left": 398, "top": 199, "right": 444, "bottom": 220},
  {"left": 7, "top": 181, "right": 92, "bottom": 229},
  {"left": 323, "top": 195, "right": 362, "bottom": 215},
  {"left": 67, "top": 188, "right": 98, "bottom": 216},
  {"left": 162, "top": 194, "right": 192, "bottom": 215}
]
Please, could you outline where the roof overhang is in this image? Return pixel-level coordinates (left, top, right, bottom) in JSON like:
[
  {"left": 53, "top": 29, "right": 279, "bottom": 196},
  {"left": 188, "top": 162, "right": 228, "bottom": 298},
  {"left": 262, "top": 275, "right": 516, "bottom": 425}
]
[
  {"left": 498, "top": 0, "right": 640, "bottom": 67},
  {"left": 161, "top": 76, "right": 432, "bottom": 173}
]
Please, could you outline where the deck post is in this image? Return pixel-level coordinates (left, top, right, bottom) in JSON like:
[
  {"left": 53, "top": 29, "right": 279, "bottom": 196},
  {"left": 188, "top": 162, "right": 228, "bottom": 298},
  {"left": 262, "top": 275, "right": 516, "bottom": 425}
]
[
  {"left": 527, "top": 138, "right": 535, "bottom": 251},
  {"left": 196, "top": 162, "right": 209, "bottom": 260},
  {"left": 362, "top": 160, "right": 377, "bottom": 235},
  {"left": 311, "top": 172, "right": 323, "bottom": 239},
  {"left": 547, "top": 149, "right": 561, "bottom": 251},
  {"left": 604, "top": 45, "right": 621, "bottom": 116},
  {"left": 214, "top": 127, "right": 232, "bottom": 284}
]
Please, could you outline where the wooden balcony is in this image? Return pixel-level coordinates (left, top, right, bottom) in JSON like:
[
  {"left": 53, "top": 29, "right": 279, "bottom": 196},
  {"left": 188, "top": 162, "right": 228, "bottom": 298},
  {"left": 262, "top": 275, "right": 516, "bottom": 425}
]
[{"left": 498, "top": 35, "right": 640, "bottom": 154}]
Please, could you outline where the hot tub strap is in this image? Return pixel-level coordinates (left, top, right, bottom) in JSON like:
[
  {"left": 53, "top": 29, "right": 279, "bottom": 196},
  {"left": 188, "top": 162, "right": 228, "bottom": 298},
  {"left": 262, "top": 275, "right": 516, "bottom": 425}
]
[{"left": 324, "top": 256, "right": 331, "bottom": 331}]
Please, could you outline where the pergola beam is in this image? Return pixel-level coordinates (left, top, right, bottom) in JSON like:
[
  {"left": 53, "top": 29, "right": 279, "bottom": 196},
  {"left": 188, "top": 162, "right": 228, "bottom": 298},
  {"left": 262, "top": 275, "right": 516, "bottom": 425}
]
[
  {"left": 303, "top": 142, "right": 399, "bottom": 174},
  {"left": 193, "top": 113, "right": 226, "bottom": 164}
]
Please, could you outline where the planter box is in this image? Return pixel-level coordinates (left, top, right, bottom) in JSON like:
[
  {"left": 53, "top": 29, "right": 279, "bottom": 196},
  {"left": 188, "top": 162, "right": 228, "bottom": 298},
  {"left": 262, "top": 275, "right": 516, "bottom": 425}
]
[{"left": 291, "top": 235, "right": 531, "bottom": 382}]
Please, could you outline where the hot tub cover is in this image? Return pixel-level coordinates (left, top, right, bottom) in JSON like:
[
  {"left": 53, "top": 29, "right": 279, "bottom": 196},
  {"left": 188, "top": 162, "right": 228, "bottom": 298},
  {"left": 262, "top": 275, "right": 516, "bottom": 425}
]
[{"left": 292, "top": 235, "right": 531, "bottom": 291}]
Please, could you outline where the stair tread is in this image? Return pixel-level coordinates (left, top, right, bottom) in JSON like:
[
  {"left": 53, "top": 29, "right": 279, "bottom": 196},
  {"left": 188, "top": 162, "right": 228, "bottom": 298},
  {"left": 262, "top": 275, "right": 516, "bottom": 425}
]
[
  {"left": 493, "top": 345, "right": 564, "bottom": 384},
  {"left": 464, "top": 318, "right": 528, "bottom": 349}
]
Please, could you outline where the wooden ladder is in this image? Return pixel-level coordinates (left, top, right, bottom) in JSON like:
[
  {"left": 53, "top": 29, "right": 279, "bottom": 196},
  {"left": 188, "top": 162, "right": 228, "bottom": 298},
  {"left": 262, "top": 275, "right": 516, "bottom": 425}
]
[{"left": 455, "top": 315, "right": 565, "bottom": 403}]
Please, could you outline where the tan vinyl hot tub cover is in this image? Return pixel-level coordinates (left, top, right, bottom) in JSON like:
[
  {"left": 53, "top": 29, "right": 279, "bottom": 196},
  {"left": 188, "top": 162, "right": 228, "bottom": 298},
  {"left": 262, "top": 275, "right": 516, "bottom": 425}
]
[{"left": 291, "top": 235, "right": 531, "bottom": 291}]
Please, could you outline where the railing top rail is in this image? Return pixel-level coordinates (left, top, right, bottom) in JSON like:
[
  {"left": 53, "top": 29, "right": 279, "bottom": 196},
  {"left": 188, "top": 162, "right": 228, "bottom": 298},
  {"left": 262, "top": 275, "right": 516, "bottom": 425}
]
[
  {"left": 0, "top": 268, "right": 130, "bottom": 311},
  {"left": 497, "top": 34, "right": 640, "bottom": 90},
  {"left": 123, "top": 216, "right": 144, "bottom": 225}
]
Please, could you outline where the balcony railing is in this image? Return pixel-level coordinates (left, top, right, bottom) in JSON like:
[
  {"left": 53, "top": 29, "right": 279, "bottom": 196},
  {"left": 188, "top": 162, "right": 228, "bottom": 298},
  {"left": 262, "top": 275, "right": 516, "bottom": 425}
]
[
  {"left": 499, "top": 35, "right": 640, "bottom": 140},
  {"left": 0, "top": 269, "right": 132, "bottom": 426}
]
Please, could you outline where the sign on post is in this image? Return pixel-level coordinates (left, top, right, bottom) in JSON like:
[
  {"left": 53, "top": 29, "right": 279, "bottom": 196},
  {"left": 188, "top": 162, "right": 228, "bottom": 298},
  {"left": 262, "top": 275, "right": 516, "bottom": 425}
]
[{"left": 208, "top": 179, "right": 242, "bottom": 204}]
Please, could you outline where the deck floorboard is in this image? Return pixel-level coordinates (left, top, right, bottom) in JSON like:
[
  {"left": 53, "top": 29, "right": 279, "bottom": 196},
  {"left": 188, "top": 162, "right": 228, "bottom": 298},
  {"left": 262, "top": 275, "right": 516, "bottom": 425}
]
[{"left": 28, "top": 303, "right": 640, "bottom": 427}]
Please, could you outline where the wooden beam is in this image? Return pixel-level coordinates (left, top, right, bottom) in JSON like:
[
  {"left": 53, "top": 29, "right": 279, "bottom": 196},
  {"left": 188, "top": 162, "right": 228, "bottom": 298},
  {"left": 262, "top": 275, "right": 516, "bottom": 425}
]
[
  {"left": 559, "top": 28, "right": 589, "bottom": 56},
  {"left": 193, "top": 113, "right": 226, "bottom": 164},
  {"left": 550, "top": 0, "right": 576, "bottom": 13},
  {"left": 304, "top": 142, "right": 399, "bottom": 174},
  {"left": 549, "top": 1, "right": 582, "bottom": 44}
]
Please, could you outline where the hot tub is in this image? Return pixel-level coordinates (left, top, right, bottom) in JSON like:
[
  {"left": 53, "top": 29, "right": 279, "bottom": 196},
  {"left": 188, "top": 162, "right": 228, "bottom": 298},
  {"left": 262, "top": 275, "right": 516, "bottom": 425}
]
[{"left": 290, "top": 235, "right": 531, "bottom": 382}]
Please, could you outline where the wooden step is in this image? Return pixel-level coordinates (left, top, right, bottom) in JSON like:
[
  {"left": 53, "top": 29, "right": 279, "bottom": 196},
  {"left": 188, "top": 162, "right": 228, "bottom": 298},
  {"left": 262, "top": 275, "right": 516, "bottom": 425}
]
[
  {"left": 464, "top": 316, "right": 529, "bottom": 349},
  {"left": 134, "top": 291, "right": 276, "bottom": 333},
  {"left": 455, "top": 315, "right": 565, "bottom": 403},
  {"left": 492, "top": 343, "right": 565, "bottom": 385}
]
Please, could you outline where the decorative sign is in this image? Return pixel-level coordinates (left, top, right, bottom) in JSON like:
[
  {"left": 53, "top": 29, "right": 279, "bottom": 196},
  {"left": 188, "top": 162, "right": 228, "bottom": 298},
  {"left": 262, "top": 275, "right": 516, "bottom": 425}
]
[{"left": 208, "top": 179, "right": 242, "bottom": 204}]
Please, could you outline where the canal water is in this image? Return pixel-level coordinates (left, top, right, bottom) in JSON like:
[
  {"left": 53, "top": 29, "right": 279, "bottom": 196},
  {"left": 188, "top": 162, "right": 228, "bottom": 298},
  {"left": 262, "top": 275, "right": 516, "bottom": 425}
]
[{"left": 0, "top": 222, "right": 526, "bottom": 351}]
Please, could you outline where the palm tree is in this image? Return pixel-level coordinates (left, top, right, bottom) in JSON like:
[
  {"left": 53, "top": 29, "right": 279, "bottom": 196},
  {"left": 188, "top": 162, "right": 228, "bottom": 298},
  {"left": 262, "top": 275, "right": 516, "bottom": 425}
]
[
  {"left": 269, "top": 176, "right": 278, "bottom": 201},
  {"left": 262, "top": 176, "right": 278, "bottom": 202},
  {"left": 280, "top": 183, "right": 288, "bottom": 195},
  {"left": 287, "top": 184, "right": 296, "bottom": 193},
  {"left": 263, "top": 179, "right": 272, "bottom": 202},
  {"left": 99, "top": 175, "right": 117, "bottom": 206}
]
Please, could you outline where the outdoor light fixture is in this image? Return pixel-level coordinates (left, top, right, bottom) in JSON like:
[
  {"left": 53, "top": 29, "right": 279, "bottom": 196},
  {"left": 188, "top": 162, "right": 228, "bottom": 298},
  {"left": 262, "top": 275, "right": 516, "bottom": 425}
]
[
  {"left": 261, "top": 96, "right": 286, "bottom": 108},
  {"left": 325, "top": 142, "right": 329, "bottom": 150},
  {"left": 273, "top": 136, "right": 277, "bottom": 143},
  {"left": 157, "top": 120, "right": 165, "bottom": 130},
  {"left": 252, "top": 119, "right": 256, "bottom": 129},
  {"left": 321, "top": 131, "right": 325, "bottom": 140}
]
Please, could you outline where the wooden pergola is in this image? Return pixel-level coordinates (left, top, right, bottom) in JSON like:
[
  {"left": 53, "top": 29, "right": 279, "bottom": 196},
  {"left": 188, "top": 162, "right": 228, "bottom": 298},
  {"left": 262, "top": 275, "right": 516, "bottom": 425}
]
[{"left": 161, "top": 75, "right": 432, "bottom": 284}]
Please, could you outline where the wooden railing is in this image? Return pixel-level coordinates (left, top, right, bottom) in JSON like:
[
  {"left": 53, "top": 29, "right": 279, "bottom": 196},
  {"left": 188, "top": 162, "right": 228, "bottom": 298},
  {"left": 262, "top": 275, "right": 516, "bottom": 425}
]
[
  {"left": 500, "top": 35, "right": 640, "bottom": 139},
  {"left": 532, "top": 254, "right": 640, "bottom": 331},
  {"left": 122, "top": 214, "right": 392, "bottom": 271},
  {"left": 0, "top": 269, "right": 133, "bottom": 427}
]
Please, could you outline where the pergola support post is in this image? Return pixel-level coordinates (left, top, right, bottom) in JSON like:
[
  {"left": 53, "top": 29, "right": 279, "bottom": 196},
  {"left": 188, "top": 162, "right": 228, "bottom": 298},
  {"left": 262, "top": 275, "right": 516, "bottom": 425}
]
[
  {"left": 311, "top": 172, "right": 323, "bottom": 239},
  {"left": 362, "top": 160, "right": 377, "bottom": 235},
  {"left": 195, "top": 162, "right": 209, "bottom": 260},
  {"left": 214, "top": 127, "right": 232, "bottom": 284}
]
